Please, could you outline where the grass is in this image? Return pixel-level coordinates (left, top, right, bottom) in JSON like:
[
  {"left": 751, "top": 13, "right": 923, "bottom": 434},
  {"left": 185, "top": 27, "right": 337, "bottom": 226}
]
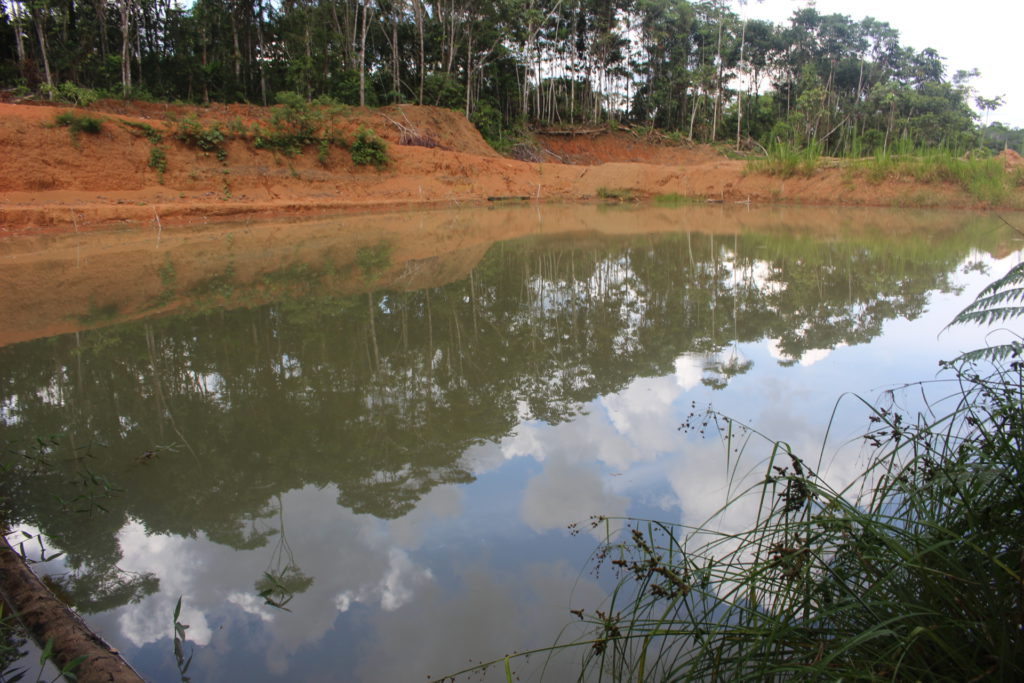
[
  {"left": 0, "top": 603, "right": 28, "bottom": 682},
  {"left": 452, "top": 265, "right": 1024, "bottom": 682},
  {"left": 653, "top": 193, "right": 703, "bottom": 206},
  {"left": 746, "top": 140, "right": 821, "bottom": 178},
  {"left": 596, "top": 187, "right": 637, "bottom": 201},
  {"left": 120, "top": 120, "right": 163, "bottom": 144},
  {"left": 745, "top": 137, "right": 1023, "bottom": 206},
  {"left": 53, "top": 111, "right": 104, "bottom": 143},
  {"left": 852, "top": 146, "right": 1020, "bottom": 206}
]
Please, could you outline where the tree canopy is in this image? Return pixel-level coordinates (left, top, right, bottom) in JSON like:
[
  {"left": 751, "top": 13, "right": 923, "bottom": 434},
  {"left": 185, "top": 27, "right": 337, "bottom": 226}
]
[{"left": 1, "top": 1, "right": 1019, "bottom": 152}]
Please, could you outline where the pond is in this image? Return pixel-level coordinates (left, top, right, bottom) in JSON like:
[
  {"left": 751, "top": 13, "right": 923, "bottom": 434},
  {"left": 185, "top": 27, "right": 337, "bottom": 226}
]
[{"left": 0, "top": 204, "right": 1019, "bottom": 681}]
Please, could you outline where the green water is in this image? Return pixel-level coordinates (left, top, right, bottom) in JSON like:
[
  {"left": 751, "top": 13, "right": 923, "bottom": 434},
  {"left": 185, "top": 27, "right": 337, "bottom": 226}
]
[{"left": 0, "top": 205, "right": 1017, "bottom": 681}]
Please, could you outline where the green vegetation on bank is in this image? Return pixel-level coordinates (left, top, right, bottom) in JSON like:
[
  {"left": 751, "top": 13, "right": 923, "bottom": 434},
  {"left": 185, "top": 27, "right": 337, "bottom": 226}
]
[
  {"left": 52, "top": 111, "right": 103, "bottom": 143},
  {"left": 745, "top": 138, "right": 1024, "bottom": 205}
]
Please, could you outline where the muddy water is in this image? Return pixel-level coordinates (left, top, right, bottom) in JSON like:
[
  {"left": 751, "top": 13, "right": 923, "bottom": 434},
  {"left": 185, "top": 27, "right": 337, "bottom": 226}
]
[{"left": 0, "top": 205, "right": 1019, "bottom": 681}]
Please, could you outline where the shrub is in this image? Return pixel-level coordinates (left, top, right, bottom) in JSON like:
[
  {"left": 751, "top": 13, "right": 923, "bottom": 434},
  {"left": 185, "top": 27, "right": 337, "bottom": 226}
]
[
  {"left": 175, "top": 114, "right": 227, "bottom": 161},
  {"left": 53, "top": 111, "right": 104, "bottom": 143},
  {"left": 42, "top": 82, "right": 100, "bottom": 107},
  {"left": 148, "top": 147, "right": 167, "bottom": 182},
  {"left": 253, "top": 91, "right": 319, "bottom": 154},
  {"left": 253, "top": 92, "right": 347, "bottom": 157},
  {"left": 350, "top": 127, "right": 388, "bottom": 169}
]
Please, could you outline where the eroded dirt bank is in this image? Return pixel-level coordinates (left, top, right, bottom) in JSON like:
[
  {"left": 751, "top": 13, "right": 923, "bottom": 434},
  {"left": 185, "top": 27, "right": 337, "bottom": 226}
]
[{"left": 2, "top": 100, "right": 1022, "bottom": 233}]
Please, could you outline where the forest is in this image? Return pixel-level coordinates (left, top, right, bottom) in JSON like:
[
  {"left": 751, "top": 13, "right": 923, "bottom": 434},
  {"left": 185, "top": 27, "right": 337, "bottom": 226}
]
[{"left": 1, "top": 0, "right": 1022, "bottom": 156}]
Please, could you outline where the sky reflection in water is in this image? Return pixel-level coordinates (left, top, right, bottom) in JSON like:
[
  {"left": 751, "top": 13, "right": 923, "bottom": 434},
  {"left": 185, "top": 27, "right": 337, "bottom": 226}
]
[{"left": 0, "top": 205, "right": 1019, "bottom": 681}]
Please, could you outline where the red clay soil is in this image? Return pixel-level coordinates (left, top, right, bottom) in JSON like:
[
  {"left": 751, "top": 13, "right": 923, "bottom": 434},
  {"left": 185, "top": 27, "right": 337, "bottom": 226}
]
[{"left": 1, "top": 100, "right": 1021, "bottom": 234}]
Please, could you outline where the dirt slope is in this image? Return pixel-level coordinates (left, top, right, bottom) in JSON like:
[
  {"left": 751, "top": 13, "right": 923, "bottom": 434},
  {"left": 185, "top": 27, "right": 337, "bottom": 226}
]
[{"left": 0, "top": 101, "right": 1020, "bottom": 233}]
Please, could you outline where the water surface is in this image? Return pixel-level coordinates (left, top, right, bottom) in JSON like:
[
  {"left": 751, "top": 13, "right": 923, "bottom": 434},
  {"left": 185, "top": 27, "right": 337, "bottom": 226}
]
[{"left": 0, "top": 204, "right": 1018, "bottom": 681}]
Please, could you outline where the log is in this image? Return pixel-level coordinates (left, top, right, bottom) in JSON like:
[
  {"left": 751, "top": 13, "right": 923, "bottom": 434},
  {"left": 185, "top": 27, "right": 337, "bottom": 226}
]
[
  {"left": 0, "top": 532, "right": 145, "bottom": 683},
  {"left": 536, "top": 128, "right": 605, "bottom": 136}
]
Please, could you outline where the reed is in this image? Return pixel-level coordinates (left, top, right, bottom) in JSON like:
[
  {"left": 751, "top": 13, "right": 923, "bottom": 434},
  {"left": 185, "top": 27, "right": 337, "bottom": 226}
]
[{"left": 559, "top": 356, "right": 1024, "bottom": 681}]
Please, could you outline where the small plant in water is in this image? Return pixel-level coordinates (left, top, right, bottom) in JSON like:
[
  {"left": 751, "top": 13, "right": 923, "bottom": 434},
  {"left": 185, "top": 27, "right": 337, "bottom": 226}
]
[{"left": 172, "top": 597, "right": 194, "bottom": 682}]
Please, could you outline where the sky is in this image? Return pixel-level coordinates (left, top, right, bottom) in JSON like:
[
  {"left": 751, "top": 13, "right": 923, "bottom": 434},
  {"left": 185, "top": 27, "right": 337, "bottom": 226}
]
[{"left": 738, "top": 0, "right": 1024, "bottom": 128}]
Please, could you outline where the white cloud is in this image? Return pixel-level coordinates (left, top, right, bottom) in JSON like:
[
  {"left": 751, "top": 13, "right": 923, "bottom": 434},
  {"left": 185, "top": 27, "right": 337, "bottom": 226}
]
[{"left": 521, "top": 458, "right": 628, "bottom": 538}]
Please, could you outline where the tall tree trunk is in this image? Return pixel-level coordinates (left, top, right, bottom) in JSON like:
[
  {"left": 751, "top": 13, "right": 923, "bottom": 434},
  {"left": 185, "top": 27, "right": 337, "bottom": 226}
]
[
  {"left": 688, "top": 87, "right": 699, "bottom": 140},
  {"left": 464, "top": 29, "right": 473, "bottom": 117},
  {"left": 412, "top": 0, "right": 425, "bottom": 104},
  {"left": 711, "top": 1, "right": 724, "bottom": 141},
  {"left": 256, "top": 0, "right": 268, "bottom": 105},
  {"left": 200, "top": 24, "right": 209, "bottom": 103},
  {"left": 31, "top": 4, "right": 54, "bottom": 94},
  {"left": 736, "top": 15, "right": 746, "bottom": 150},
  {"left": 11, "top": 0, "right": 27, "bottom": 68},
  {"left": 358, "top": 0, "right": 371, "bottom": 106},
  {"left": 93, "top": 0, "right": 109, "bottom": 58},
  {"left": 391, "top": 5, "right": 400, "bottom": 100},
  {"left": 118, "top": 0, "right": 133, "bottom": 96},
  {"left": 230, "top": 6, "right": 242, "bottom": 85}
]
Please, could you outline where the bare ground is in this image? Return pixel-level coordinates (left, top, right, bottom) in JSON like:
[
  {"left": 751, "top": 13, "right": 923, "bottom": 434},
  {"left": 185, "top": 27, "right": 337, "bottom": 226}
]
[{"left": 2, "top": 100, "right": 1020, "bottom": 235}]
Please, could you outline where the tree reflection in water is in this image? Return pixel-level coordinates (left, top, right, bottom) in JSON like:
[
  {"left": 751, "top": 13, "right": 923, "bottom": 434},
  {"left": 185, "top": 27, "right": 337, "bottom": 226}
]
[{"left": 0, "top": 223, "right": 1002, "bottom": 624}]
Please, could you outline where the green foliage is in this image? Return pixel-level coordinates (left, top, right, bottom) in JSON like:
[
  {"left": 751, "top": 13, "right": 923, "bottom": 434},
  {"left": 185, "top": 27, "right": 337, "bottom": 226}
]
[
  {"left": 41, "top": 82, "right": 100, "bottom": 107},
  {"left": 253, "top": 92, "right": 346, "bottom": 157},
  {"left": 0, "top": 603, "right": 28, "bottom": 683},
  {"left": 175, "top": 115, "right": 227, "bottom": 162},
  {"left": 596, "top": 187, "right": 637, "bottom": 201},
  {"left": 949, "top": 233, "right": 1024, "bottom": 361},
  {"left": 653, "top": 193, "right": 702, "bottom": 206},
  {"left": 317, "top": 137, "right": 331, "bottom": 165},
  {"left": 747, "top": 139, "right": 821, "bottom": 178},
  {"left": 121, "top": 120, "right": 164, "bottom": 144},
  {"left": 53, "top": 111, "right": 104, "bottom": 140},
  {"left": 149, "top": 147, "right": 168, "bottom": 183},
  {"left": 172, "top": 597, "right": 194, "bottom": 681},
  {"left": 225, "top": 117, "right": 250, "bottom": 137},
  {"left": 422, "top": 72, "right": 465, "bottom": 110},
  {"left": 854, "top": 146, "right": 1020, "bottom": 205},
  {"left": 0, "top": 0, "right": 1005, "bottom": 156},
  {"left": 350, "top": 127, "right": 388, "bottom": 169},
  {"left": 470, "top": 102, "right": 503, "bottom": 147},
  {"left": 253, "top": 91, "right": 320, "bottom": 155}
]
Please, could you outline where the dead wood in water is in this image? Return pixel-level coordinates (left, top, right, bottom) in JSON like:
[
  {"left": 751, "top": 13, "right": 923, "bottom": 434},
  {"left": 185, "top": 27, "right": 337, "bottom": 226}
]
[{"left": 0, "top": 531, "right": 145, "bottom": 683}]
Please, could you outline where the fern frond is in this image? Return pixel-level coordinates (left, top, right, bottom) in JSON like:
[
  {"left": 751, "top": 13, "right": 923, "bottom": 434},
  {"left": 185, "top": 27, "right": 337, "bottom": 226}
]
[
  {"left": 956, "top": 287, "right": 1024, "bottom": 317},
  {"left": 954, "top": 341, "right": 1024, "bottom": 364},
  {"left": 950, "top": 257, "right": 1024, "bottom": 362},
  {"left": 954, "top": 305, "right": 1024, "bottom": 327},
  {"left": 976, "top": 260, "right": 1024, "bottom": 299}
]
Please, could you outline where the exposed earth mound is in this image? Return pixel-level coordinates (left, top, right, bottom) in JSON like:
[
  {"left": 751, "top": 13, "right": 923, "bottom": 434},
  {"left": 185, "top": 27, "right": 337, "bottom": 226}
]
[{"left": 0, "top": 100, "right": 1020, "bottom": 233}]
